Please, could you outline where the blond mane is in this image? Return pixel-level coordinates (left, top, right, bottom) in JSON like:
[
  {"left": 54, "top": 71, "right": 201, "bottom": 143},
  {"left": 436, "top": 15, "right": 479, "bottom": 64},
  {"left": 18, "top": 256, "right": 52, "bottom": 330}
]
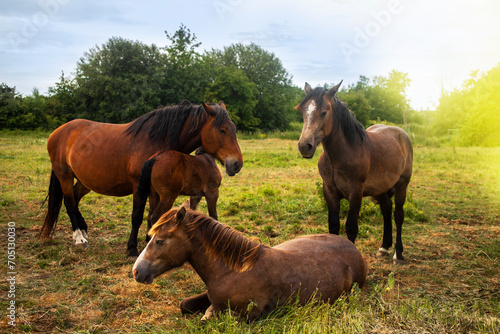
[{"left": 149, "top": 209, "right": 262, "bottom": 272}]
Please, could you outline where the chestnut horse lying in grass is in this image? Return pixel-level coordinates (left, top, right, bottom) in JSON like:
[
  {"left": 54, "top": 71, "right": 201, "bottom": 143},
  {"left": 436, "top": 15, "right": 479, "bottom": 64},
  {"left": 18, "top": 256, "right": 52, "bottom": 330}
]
[
  {"left": 130, "top": 147, "right": 222, "bottom": 253},
  {"left": 132, "top": 204, "right": 368, "bottom": 321}
]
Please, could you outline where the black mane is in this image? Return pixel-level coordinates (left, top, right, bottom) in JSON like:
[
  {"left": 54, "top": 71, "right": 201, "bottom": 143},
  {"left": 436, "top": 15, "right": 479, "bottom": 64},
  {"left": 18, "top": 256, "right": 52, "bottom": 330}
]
[
  {"left": 124, "top": 101, "right": 230, "bottom": 147},
  {"left": 300, "top": 87, "right": 366, "bottom": 144}
]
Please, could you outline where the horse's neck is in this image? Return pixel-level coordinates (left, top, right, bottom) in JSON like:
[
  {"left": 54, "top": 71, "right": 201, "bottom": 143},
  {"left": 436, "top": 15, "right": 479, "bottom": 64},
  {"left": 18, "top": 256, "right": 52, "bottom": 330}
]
[
  {"left": 177, "top": 125, "right": 202, "bottom": 153},
  {"left": 323, "top": 127, "right": 349, "bottom": 159},
  {"left": 187, "top": 236, "right": 230, "bottom": 287}
]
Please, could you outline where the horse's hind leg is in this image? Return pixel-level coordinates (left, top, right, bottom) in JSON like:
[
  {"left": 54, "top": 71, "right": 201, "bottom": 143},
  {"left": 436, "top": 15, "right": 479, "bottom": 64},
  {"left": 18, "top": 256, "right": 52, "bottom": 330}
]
[
  {"left": 148, "top": 196, "right": 176, "bottom": 232},
  {"left": 374, "top": 192, "right": 393, "bottom": 257},
  {"left": 145, "top": 192, "right": 160, "bottom": 242},
  {"left": 393, "top": 181, "right": 409, "bottom": 265}
]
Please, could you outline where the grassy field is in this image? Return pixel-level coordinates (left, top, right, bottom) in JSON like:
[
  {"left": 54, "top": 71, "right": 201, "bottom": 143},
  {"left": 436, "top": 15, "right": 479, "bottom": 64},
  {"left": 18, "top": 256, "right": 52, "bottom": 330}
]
[{"left": 0, "top": 130, "right": 499, "bottom": 333}]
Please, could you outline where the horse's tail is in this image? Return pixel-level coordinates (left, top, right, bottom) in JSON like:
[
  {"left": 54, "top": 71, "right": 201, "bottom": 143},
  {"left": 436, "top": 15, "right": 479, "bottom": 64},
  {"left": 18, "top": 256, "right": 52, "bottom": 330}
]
[
  {"left": 136, "top": 157, "right": 157, "bottom": 203},
  {"left": 39, "top": 171, "right": 63, "bottom": 238}
]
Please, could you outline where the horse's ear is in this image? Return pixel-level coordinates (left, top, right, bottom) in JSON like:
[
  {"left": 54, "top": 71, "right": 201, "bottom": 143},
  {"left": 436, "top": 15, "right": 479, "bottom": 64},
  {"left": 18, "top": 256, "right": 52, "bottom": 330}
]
[
  {"left": 326, "top": 80, "right": 343, "bottom": 99},
  {"left": 202, "top": 102, "right": 216, "bottom": 117},
  {"left": 304, "top": 82, "right": 312, "bottom": 94},
  {"left": 176, "top": 206, "right": 186, "bottom": 224},
  {"left": 219, "top": 101, "right": 226, "bottom": 110}
]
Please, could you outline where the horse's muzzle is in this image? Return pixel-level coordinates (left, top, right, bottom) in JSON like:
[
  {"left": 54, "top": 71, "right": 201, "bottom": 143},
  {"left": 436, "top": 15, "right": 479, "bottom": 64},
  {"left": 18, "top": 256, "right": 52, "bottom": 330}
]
[
  {"left": 298, "top": 141, "right": 316, "bottom": 159},
  {"left": 132, "top": 265, "right": 155, "bottom": 284},
  {"left": 132, "top": 250, "right": 155, "bottom": 284},
  {"left": 225, "top": 158, "right": 243, "bottom": 176}
]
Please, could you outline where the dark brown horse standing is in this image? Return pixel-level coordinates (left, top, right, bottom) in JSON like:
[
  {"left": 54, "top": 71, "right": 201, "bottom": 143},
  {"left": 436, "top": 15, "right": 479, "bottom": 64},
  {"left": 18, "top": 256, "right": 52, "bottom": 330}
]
[
  {"left": 40, "top": 101, "right": 243, "bottom": 257},
  {"left": 132, "top": 203, "right": 367, "bottom": 321},
  {"left": 131, "top": 147, "right": 222, "bottom": 248},
  {"left": 296, "top": 82, "right": 413, "bottom": 264}
]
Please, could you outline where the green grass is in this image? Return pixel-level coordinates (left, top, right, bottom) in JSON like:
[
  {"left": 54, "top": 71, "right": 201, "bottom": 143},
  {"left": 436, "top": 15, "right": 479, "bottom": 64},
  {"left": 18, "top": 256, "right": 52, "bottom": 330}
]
[{"left": 0, "top": 130, "right": 499, "bottom": 333}]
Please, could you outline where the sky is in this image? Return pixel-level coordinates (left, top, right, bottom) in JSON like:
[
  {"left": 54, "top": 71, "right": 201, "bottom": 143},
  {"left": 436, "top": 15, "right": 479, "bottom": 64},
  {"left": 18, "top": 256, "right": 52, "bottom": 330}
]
[{"left": 1, "top": 0, "right": 499, "bottom": 110}]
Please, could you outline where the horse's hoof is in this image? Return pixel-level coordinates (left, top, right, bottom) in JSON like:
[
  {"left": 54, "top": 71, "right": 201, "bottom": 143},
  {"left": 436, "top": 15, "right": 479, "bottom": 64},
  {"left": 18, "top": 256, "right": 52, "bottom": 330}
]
[
  {"left": 75, "top": 241, "right": 89, "bottom": 249},
  {"left": 376, "top": 247, "right": 390, "bottom": 257},
  {"left": 393, "top": 258, "right": 405, "bottom": 265}
]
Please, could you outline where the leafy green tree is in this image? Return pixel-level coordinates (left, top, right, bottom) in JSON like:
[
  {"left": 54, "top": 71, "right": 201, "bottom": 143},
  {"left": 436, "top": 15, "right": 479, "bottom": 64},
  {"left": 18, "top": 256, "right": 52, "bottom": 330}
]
[
  {"left": 338, "top": 78, "right": 372, "bottom": 127},
  {"left": 75, "top": 37, "right": 163, "bottom": 123},
  {"left": 203, "top": 66, "right": 259, "bottom": 131},
  {"left": 161, "top": 24, "right": 205, "bottom": 104},
  {"left": 205, "top": 43, "right": 297, "bottom": 131},
  {"left": 0, "top": 83, "right": 21, "bottom": 129},
  {"left": 334, "top": 72, "right": 411, "bottom": 127},
  {"left": 434, "top": 63, "right": 500, "bottom": 146},
  {"left": 47, "top": 71, "right": 78, "bottom": 125},
  {"left": 369, "top": 70, "right": 411, "bottom": 125},
  {"left": 17, "top": 88, "right": 49, "bottom": 129}
]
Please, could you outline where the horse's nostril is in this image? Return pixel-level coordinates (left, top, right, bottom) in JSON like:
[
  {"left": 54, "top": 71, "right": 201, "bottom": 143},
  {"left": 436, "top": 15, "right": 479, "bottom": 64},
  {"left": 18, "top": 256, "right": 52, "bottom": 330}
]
[{"left": 299, "top": 142, "right": 313, "bottom": 151}]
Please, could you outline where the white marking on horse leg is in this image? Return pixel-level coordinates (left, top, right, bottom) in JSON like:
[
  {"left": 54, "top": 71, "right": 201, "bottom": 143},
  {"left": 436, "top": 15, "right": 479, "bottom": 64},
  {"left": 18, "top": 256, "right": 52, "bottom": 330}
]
[
  {"left": 82, "top": 230, "right": 88, "bottom": 239},
  {"left": 393, "top": 252, "right": 405, "bottom": 265},
  {"left": 73, "top": 229, "right": 88, "bottom": 247},
  {"left": 201, "top": 305, "right": 214, "bottom": 322},
  {"left": 376, "top": 247, "right": 390, "bottom": 257}
]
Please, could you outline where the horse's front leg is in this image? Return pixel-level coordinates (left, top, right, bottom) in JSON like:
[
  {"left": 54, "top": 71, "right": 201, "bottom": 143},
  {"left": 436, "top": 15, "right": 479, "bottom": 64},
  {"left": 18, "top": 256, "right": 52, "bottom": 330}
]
[
  {"left": 204, "top": 192, "right": 219, "bottom": 220},
  {"left": 189, "top": 195, "right": 202, "bottom": 211},
  {"left": 323, "top": 181, "right": 342, "bottom": 235},
  {"left": 346, "top": 191, "right": 363, "bottom": 243},
  {"left": 60, "top": 177, "right": 88, "bottom": 247},
  {"left": 201, "top": 305, "right": 215, "bottom": 322},
  {"left": 180, "top": 292, "right": 211, "bottom": 314}
]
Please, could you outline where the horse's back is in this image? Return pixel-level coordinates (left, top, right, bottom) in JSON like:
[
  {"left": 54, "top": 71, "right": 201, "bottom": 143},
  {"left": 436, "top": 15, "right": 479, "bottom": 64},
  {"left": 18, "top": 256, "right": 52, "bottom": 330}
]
[
  {"left": 47, "top": 119, "right": 141, "bottom": 195},
  {"left": 366, "top": 124, "right": 412, "bottom": 155},
  {"left": 151, "top": 151, "right": 220, "bottom": 196},
  {"left": 272, "top": 234, "right": 367, "bottom": 289},
  {"left": 364, "top": 124, "right": 413, "bottom": 191}
]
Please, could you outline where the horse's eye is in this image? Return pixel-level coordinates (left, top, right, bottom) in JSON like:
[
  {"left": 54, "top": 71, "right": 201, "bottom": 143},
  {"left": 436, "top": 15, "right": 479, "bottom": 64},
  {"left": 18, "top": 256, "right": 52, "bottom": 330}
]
[
  {"left": 219, "top": 129, "right": 226, "bottom": 134},
  {"left": 155, "top": 239, "right": 165, "bottom": 245},
  {"left": 320, "top": 111, "right": 328, "bottom": 118}
]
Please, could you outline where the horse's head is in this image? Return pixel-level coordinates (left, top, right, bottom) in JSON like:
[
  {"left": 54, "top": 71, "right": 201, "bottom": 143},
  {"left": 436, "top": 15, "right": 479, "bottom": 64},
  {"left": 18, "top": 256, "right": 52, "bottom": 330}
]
[
  {"left": 295, "top": 81, "right": 342, "bottom": 158},
  {"left": 200, "top": 102, "right": 243, "bottom": 176},
  {"left": 132, "top": 204, "right": 191, "bottom": 284}
]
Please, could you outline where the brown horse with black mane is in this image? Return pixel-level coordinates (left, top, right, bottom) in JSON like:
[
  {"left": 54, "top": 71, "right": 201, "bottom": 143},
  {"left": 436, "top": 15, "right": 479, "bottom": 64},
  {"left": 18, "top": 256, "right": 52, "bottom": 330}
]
[
  {"left": 130, "top": 147, "right": 222, "bottom": 250},
  {"left": 132, "top": 203, "right": 367, "bottom": 321},
  {"left": 40, "top": 101, "right": 243, "bottom": 257},
  {"left": 296, "top": 82, "right": 413, "bottom": 264}
]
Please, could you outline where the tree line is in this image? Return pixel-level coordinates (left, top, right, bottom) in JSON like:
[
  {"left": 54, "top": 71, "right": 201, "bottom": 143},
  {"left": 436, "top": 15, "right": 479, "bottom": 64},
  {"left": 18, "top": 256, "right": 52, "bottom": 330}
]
[
  {"left": 2, "top": 25, "right": 496, "bottom": 146},
  {"left": 431, "top": 63, "right": 500, "bottom": 147}
]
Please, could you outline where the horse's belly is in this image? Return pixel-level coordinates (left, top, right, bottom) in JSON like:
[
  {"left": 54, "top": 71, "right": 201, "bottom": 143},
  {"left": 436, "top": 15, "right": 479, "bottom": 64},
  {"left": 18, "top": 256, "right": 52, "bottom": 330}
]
[{"left": 67, "top": 139, "right": 136, "bottom": 196}]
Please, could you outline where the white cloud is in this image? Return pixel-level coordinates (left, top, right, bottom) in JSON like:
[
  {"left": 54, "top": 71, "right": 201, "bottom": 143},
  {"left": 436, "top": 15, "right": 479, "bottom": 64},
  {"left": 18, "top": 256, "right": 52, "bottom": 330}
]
[{"left": 0, "top": 0, "right": 498, "bottom": 109}]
